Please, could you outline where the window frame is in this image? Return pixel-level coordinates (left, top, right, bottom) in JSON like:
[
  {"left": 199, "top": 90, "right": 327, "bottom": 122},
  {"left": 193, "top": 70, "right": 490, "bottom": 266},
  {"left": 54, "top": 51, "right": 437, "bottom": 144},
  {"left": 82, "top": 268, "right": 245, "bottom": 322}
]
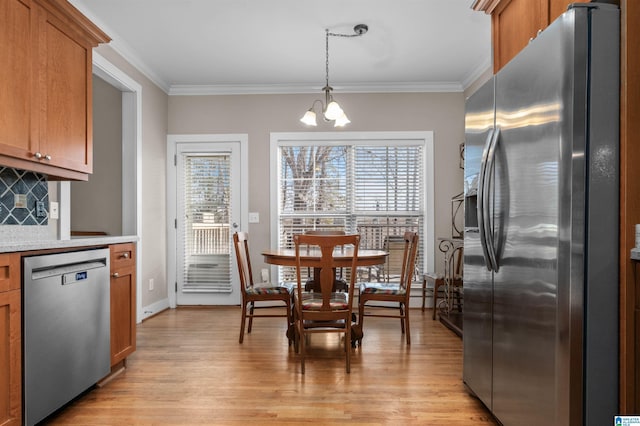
[{"left": 269, "top": 131, "right": 435, "bottom": 285}]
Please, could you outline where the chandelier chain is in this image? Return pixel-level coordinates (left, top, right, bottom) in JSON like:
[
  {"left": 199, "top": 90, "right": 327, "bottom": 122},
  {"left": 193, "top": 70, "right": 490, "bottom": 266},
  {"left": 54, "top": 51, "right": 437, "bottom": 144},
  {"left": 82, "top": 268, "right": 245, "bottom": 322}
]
[
  {"left": 325, "top": 27, "right": 368, "bottom": 89},
  {"left": 300, "top": 24, "right": 367, "bottom": 127},
  {"left": 325, "top": 29, "right": 330, "bottom": 88}
]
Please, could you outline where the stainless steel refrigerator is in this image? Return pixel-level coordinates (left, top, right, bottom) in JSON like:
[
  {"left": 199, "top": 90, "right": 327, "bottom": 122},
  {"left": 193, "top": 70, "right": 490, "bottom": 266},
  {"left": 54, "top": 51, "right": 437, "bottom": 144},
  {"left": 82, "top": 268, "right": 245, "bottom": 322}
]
[{"left": 463, "top": 4, "right": 619, "bottom": 426}]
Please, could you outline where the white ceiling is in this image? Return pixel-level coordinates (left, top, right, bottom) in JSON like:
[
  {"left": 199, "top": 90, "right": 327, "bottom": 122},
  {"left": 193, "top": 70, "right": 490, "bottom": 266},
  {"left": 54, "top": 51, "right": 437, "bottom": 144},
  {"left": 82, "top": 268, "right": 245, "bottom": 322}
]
[{"left": 69, "top": 0, "right": 491, "bottom": 95}]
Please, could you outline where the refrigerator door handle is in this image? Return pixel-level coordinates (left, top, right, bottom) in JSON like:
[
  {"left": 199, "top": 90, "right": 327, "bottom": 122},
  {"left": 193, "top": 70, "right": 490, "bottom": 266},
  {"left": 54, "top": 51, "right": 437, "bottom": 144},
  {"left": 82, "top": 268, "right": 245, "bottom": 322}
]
[
  {"left": 477, "top": 128, "right": 496, "bottom": 272},
  {"left": 484, "top": 127, "right": 501, "bottom": 272}
]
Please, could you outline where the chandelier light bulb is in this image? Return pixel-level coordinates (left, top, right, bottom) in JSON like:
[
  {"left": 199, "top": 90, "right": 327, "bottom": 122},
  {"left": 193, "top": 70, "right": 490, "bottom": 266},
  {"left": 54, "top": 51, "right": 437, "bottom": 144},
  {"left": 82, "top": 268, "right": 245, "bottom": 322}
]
[
  {"left": 334, "top": 112, "right": 351, "bottom": 127},
  {"left": 300, "top": 109, "right": 318, "bottom": 126},
  {"left": 324, "top": 100, "right": 344, "bottom": 121}
]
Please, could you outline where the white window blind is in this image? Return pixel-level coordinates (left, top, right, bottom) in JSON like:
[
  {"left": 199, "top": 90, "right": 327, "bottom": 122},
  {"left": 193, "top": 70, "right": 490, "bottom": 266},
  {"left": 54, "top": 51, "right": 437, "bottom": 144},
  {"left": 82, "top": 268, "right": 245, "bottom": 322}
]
[
  {"left": 182, "top": 154, "right": 232, "bottom": 293},
  {"left": 277, "top": 143, "right": 424, "bottom": 282}
]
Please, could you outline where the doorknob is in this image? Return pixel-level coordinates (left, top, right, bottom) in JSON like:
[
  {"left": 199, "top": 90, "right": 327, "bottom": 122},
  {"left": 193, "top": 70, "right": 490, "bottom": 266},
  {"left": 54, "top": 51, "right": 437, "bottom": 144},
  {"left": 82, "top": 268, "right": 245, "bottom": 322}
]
[{"left": 232, "top": 222, "right": 239, "bottom": 228}]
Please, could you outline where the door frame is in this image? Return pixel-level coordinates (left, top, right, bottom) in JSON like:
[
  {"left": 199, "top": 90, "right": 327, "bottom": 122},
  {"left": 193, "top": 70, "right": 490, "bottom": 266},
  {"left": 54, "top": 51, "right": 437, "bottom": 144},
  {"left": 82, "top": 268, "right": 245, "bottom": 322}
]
[
  {"left": 60, "top": 51, "right": 143, "bottom": 322},
  {"left": 166, "top": 134, "right": 249, "bottom": 308}
]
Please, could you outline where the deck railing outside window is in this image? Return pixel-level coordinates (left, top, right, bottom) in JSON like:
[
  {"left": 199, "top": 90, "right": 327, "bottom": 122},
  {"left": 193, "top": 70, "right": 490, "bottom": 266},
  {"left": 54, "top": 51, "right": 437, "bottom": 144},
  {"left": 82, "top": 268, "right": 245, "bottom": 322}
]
[{"left": 191, "top": 223, "right": 230, "bottom": 255}]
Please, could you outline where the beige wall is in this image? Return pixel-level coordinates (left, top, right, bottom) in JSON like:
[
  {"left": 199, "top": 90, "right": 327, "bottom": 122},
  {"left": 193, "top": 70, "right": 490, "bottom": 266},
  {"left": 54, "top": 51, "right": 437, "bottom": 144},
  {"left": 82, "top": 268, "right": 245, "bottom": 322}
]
[
  {"left": 81, "top": 44, "right": 468, "bottom": 309},
  {"left": 70, "top": 75, "right": 123, "bottom": 236},
  {"left": 169, "top": 92, "right": 465, "bottom": 274},
  {"left": 94, "top": 44, "right": 169, "bottom": 309}
]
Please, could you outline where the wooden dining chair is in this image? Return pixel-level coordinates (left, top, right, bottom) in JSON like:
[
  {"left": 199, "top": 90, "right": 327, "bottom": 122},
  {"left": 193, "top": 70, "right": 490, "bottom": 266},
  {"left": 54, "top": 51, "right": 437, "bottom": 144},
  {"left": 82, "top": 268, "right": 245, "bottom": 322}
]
[
  {"left": 233, "top": 232, "right": 293, "bottom": 344},
  {"left": 304, "top": 230, "right": 347, "bottom": 292},
  {"left": 293, "top": 233, "right": 360, "bottom": 374},
  {"left": 357, "top": 231, "right": 419, "bottom": 345}
]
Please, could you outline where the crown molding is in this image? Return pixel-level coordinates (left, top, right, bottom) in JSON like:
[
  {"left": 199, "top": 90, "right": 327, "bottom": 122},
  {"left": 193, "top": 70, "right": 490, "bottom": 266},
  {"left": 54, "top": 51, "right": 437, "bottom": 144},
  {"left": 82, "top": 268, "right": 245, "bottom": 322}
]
[
  {"left": 168, "top": 81, "right": 464, "bottom": 96},
  {"left": 471, "top": 0, "right": 502, "bottom": 14},
  {"left": 461, "top": 59, "right": 493, "bottom": 90}
]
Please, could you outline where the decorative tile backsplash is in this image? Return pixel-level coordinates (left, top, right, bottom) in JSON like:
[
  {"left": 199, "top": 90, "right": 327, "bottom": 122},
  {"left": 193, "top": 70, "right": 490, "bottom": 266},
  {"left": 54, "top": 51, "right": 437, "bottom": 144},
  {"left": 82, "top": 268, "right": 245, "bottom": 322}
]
[{"left": 0, "top": 167, "right": 49, "bottom": 225}]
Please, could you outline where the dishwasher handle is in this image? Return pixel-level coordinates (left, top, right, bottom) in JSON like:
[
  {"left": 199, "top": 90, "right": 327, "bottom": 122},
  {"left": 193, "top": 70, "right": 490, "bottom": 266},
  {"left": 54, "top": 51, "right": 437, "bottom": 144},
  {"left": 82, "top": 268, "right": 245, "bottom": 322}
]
[{"left": 31, "top": 259, "right": 108, "bottom": 281}]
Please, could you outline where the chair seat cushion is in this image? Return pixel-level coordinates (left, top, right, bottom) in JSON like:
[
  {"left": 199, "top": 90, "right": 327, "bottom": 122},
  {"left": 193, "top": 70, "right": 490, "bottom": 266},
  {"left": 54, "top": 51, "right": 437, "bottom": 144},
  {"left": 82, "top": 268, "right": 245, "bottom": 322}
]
[
  {"left": 359, "top": 282, "right": 405, "bottom": 295},
  {"left": 296, "top": 291, "right": 349, "bottom": 310},
  {"left": 246, "top": 284, "right": 292, "bottom": 295}
]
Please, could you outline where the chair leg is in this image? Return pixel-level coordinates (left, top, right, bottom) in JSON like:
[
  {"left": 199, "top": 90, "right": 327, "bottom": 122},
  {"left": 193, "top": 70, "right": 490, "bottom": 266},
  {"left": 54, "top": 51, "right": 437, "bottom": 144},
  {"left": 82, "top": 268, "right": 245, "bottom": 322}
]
[
  {"left": 422, "top": 276, "right": 427, "bottom": 312},
  {"left": 299, "top": 323, "right": 306, "bottom": 374},
  {"left": 357, "top": 298, "right": 366, "bottom": 346},
  {"left": 432, "top": 282, "right": 440, "bottom": 320},
  {"left": 345, "top": 327, "right": 351, "bottom": 373},
  {"left": 247, "top": 301, "right": 255, "bottom": 333},
  {"left": 404, "top": 303, "right": 411, "bottom": 345},
  {"left": 239, "top": 302, "right": 247, "bottom": 344},
  {"left": 293, "top": 308, "right": 300, "bottom": 353},
  {"left": 399, "top": 303, "right": 405, "bottom": 334},
  {"left": 286, "top": 300, "right": 294, "bottom": 346}
]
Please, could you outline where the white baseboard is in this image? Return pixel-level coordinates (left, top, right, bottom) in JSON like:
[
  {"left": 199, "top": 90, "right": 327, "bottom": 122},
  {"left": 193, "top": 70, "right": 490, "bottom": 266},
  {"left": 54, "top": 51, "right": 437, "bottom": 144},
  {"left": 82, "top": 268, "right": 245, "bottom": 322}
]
[{"left": 140, "top": 298, "right": 171, "bottom": 322}]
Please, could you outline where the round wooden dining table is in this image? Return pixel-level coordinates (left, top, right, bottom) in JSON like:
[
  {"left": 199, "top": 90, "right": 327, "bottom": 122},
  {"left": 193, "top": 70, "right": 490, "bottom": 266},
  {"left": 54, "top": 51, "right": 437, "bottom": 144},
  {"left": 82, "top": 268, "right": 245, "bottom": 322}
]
[
  {"left": 261, "top": 248, "right": 388, "bottom": 268},
  {"left": 263, "top": 247, "right": 387, "bottom": 344}
]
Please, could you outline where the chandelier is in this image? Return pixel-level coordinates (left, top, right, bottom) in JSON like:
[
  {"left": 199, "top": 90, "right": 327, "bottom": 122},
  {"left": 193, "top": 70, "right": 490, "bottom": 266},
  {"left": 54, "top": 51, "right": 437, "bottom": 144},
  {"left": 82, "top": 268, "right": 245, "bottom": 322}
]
[{"left": 300, "top": 24, "right": 368, "bottom": 127}]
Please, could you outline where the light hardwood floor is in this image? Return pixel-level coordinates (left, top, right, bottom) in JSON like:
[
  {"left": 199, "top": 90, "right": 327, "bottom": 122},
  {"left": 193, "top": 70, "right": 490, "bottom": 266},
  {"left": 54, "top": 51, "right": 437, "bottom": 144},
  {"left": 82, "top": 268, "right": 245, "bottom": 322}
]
[{"left": 46, "top": 307, "right": 497, "bottom": 425}]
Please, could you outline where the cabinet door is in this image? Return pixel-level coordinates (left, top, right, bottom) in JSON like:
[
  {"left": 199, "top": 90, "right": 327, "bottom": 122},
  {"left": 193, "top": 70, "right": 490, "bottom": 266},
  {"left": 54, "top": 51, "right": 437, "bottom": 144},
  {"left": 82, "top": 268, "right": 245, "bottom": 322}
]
[
  {"left": 492, "top": 0, "right": 548, "bottom": 72},
  {"left": 110, "top": 244, "right": 136, "bottom": 365},
  {"left": 37, "top": 8, "right": 93, "bottom": 174},
  {"left": 0, "top": 0, "right": 37, "bottom": 161},
  {"left": 0, "top": 253, "right": 21, "bottom": 426},
  {"left": 0, "top": 291, "right": 21, "bottom": 426}
]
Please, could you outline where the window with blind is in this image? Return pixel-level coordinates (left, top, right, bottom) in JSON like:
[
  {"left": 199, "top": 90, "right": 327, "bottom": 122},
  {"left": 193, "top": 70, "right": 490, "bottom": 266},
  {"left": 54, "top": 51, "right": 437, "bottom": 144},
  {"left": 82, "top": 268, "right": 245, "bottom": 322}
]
[
  {"left": 181, "top": 154, "right": 232, "bottom": 293},
  {"left": 275, "top": 137, "right": 427, "bottom": 283}
]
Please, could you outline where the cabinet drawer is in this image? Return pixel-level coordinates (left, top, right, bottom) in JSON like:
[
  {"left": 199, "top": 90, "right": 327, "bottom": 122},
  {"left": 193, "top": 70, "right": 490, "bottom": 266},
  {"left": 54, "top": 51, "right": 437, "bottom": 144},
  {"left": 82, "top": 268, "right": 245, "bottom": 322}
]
[
  {"left": 0, "top": 253, "right": 20, "bottom": 293},
  {"left": 110, "top": 243, "right": 135, "bottom": 270}
]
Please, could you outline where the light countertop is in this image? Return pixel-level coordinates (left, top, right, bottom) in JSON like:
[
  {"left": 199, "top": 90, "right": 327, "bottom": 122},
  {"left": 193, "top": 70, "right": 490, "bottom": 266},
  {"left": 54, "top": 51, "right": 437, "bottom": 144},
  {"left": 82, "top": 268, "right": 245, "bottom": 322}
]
[{"left": 0, "top": 235, "right": 138, "bottom": 254}]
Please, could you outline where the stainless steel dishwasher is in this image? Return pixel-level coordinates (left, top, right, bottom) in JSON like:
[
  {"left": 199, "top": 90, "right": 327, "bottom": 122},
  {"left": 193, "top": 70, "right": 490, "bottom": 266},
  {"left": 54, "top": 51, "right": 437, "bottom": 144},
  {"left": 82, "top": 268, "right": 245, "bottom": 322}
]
[{"left": 23, "top": 248, "right": 110, "bottom": 426}]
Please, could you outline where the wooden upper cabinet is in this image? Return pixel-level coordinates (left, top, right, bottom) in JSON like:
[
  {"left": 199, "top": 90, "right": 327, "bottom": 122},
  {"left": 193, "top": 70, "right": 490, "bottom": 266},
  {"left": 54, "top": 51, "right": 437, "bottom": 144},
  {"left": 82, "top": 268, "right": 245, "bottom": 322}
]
[
  {"left": 39, "top": 7, "right": 93, "bottom": 174},
  {"left": 0, "top": 0, "right": 109, "bottom": 180},
  {"left": 473, "top": 0, "right": 588, "bottom": 72},
  {"left": 0, "top": 0, "right": 34, "bottom": 162},
  {"left": 492, "top": 0, "right": 548, "bottom": 73}
]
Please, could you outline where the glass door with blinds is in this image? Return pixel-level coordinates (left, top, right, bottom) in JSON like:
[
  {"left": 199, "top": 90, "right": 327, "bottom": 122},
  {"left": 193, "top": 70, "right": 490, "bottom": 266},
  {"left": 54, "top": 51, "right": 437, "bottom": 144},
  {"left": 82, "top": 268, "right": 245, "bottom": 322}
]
[{"left": 176, "top": 142, "right": 241, "bottom": 305}]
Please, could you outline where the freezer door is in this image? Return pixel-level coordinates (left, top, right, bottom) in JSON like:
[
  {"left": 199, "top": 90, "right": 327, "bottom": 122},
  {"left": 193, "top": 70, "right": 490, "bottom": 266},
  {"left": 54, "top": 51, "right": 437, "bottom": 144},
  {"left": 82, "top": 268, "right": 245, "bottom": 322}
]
[
  {"left": 491, "top": 5, "right": 619, "bottom": 426},
  {"left": 462, "top": 77, "right": 494, "bottom": 410},
  {"left": 490, "top": 12, "right": 569, "bottom": 426}
]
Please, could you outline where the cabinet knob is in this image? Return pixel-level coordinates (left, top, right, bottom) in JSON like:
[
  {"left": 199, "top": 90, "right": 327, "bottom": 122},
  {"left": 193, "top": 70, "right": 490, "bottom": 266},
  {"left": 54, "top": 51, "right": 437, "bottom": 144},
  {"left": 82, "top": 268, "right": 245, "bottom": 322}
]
[
  {"left": 45, "top": 154, "right": 52, "bottom": 161},
  {"left": 112, "top": 272, "right": 120, "bottom": 278},
  {"left": 34, "top": 152, "right": 42, "bottom": 159},
  {"left": 122, "top": 252, "right": 130, "bottom": 259}
]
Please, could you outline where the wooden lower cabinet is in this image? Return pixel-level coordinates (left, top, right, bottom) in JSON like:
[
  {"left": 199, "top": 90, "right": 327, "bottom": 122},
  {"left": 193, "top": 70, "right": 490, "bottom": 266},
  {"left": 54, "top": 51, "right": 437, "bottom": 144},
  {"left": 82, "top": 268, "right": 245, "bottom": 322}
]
[
  {"left": 0, "top": 253, "right": 21, "bottom": 426},
  {"left": 0, "top": 244, "right": 136, "bottom": 423},
  {"left": 110, "top": 243, "right": 136, "bottom": 366}
]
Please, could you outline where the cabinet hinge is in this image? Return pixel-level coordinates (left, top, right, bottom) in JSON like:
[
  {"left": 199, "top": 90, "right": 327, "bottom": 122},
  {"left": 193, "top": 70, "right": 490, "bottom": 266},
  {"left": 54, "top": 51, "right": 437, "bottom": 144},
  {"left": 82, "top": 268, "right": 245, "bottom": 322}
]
[
  {"left": 175, "top": 282, "right": 178, "bottom": 292},
  {"left": 174, "top": 154, "right": 177, "bottom": 166},
  {"left": 174, "top": 218, "right": 177, "bottom": 229}
]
